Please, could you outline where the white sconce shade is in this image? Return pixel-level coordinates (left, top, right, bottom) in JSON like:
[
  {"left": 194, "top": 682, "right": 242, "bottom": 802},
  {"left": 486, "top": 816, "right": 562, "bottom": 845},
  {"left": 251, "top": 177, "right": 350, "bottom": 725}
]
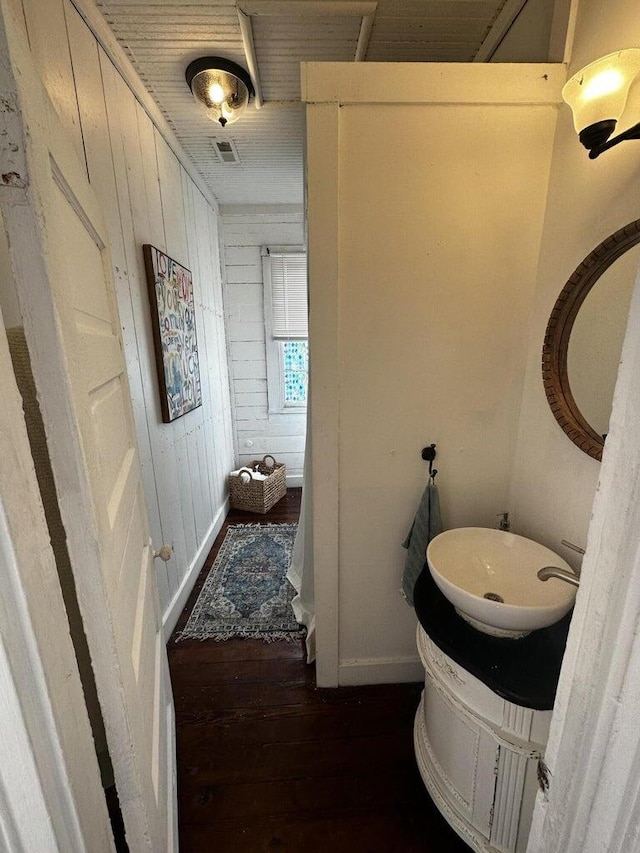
[
  {"left": 186, "top": 58, "right": 254, "bottom": 128},
  {"left": 562, "top": 49, "right": 640, "bottom": 149}
]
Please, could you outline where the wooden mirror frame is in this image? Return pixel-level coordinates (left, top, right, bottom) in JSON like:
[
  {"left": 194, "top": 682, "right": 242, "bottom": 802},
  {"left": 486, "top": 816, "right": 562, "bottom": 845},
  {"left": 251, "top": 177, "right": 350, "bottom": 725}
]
[{"left": 542, "top": 219, "right": 640, "bottom": 461}]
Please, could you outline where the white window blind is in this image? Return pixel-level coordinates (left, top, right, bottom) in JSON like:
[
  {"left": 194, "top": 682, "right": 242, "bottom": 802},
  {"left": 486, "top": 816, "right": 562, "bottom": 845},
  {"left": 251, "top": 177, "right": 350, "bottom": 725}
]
[{"left": 268, "top": 252, "right": 308, "bottom": 339}]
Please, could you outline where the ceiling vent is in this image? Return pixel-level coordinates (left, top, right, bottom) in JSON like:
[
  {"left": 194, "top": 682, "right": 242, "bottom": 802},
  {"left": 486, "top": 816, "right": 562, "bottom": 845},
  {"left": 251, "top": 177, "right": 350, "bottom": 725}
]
[{"left": 211, "top": 138, "right": 241, "bottom": 164}]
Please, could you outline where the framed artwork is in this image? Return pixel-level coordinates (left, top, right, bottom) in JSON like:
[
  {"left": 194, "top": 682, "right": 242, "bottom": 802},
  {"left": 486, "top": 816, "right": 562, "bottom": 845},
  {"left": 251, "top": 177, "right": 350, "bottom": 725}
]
[{"left": 143, "top": 244, "right": 202, "bottom": 423}]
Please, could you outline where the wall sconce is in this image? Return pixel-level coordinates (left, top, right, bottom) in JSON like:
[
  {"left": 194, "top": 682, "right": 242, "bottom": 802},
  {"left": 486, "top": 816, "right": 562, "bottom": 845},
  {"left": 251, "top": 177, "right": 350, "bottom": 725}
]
[
  {"left": 185, "top": 57, "right": 254, "bottom": 127},
  {"left": 563, "top": 49, "right": 640, "bottom": 158}
]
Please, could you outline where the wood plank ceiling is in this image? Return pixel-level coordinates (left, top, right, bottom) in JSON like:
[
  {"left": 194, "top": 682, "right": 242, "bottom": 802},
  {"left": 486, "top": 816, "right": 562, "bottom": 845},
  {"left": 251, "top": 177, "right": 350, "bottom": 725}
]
[{"left": 97, "top": 0, "right": 511, "bottom": 206}]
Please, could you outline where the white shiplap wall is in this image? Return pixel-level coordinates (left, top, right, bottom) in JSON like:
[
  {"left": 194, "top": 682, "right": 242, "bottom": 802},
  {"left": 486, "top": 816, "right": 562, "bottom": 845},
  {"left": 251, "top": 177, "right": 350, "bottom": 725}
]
[
  {"left": 222, "top": 208, "right": 306, "bottom": 482},
  {"left": 17, "top": 0, "right": 235, "bottom": 633}
]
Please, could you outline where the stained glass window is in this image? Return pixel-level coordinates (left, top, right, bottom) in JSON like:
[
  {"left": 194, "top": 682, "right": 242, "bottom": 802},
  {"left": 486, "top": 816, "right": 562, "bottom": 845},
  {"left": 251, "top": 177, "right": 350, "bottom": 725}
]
[{"left": 282, "top": 340, "right": 308, "bottom": 406}]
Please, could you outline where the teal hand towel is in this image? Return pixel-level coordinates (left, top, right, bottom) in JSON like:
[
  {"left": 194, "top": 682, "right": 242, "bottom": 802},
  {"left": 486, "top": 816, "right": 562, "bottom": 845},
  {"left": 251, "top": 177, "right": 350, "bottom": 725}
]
[{"left": 402, "top": 482, "right": 443, "bottom": 606}]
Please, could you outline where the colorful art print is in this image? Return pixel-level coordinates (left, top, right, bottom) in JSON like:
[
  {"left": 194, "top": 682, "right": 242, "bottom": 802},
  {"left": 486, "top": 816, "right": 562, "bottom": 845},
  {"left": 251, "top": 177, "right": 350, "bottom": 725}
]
[{"left": 143, "top": 245, "right": 202, "bottom": 423}]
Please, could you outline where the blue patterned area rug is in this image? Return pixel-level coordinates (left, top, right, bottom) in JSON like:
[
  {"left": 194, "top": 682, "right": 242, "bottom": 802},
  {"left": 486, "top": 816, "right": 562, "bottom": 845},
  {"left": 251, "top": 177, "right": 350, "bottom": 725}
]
[{"left": 177, "top": 523, "right": 304, "bottom": 642}]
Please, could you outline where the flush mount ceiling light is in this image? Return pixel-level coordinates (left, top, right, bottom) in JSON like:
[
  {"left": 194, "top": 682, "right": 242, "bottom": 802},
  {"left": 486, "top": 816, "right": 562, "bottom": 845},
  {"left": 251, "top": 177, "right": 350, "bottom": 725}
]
[
  {"left": 563, "top": 49, "right": 640, "bottom": 159},
  {"left": 185, "top": 57, "right": 254, "bottom": 127}
]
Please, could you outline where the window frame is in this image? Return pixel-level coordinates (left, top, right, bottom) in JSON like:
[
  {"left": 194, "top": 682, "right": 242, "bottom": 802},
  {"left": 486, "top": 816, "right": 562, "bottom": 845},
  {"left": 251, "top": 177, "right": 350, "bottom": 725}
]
[{"left": 263, "top": 246, "right": 308, "bottom": 415}]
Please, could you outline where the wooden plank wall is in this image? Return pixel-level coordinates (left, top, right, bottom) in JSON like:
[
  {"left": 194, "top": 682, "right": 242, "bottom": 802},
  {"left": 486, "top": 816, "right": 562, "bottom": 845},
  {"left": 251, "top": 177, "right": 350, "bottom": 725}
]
[
  {"left": 16, "top": 0, "right": 234, "bottom": 630},
  {"left": 222, "top": 210, "right": 307, "bottom": 482}
]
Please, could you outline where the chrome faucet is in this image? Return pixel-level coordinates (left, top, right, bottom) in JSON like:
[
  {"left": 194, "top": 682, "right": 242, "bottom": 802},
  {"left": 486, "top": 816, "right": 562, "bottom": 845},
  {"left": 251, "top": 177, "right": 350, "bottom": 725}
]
[
  {"left": 537, "top": 565, "right": 581, "bottom": 588},
  {"left": 561, "top": 539, "right": 585, "bottom": 556},
  {"left": 497, "top": 512, "right": 510, "bottom": 532}
]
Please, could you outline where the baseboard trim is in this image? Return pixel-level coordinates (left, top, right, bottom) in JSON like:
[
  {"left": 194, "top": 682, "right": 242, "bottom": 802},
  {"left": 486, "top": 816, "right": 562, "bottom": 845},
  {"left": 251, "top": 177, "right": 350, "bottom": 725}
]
[
  {"left": 287, "top": 474, "right": 304, "bottom": 488},
  {"left": 162, "top": 498, "right": 229, "bottom": 641},
  {"left": 338, "top": 656, "right": 424, "bottom": 686}
]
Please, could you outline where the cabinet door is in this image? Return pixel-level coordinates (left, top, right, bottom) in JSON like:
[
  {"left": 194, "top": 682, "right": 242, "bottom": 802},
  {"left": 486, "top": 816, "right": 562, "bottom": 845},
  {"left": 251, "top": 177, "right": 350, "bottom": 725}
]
[
  {"left": 422, "top": 677, "right": 498, "bottom": 839},
  {"left": 491, "top": 747, "right": 539, "bottom": 853}
]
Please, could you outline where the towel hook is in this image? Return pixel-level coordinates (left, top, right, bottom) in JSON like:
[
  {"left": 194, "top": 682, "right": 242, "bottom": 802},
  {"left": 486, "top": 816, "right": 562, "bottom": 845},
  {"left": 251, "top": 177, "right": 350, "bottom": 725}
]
[{"left": 421, "top": 443, "right": 438, "bottom": 482}]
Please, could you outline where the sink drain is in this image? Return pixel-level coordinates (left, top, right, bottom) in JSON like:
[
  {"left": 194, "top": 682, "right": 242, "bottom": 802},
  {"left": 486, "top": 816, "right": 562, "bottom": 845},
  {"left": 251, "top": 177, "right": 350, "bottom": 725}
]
[{"left": 484, "top": 592, "right": 504, "bottom": 603}]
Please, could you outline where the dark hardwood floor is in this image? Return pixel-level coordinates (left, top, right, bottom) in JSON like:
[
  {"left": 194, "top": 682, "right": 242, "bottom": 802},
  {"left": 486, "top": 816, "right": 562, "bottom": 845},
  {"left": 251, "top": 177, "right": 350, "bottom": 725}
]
[{"left": 168, "top": 489, "right": 469, "bottom": 852}]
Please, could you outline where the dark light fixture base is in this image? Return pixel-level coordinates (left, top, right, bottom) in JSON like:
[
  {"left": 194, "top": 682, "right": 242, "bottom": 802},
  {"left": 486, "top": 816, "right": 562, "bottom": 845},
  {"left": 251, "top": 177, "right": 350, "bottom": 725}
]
[
  {"left": 579, "top": 119, "right": 640, "bottom": 159},
  {"left": 579, "top": 119, "right": 617, "bottom": 151},
  {"left": 185, "top": 57, "right": 254, "bottom": 97}
]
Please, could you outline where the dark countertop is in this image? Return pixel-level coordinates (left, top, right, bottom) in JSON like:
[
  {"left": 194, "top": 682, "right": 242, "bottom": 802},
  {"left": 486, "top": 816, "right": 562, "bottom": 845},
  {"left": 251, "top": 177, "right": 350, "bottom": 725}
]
[{"left": 413, "top": 565, "right": 571, "bottom": 711}]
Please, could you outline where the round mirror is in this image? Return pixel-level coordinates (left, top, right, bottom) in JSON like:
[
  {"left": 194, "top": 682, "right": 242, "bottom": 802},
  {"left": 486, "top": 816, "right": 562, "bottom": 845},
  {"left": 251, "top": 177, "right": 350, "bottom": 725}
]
[{"left": 542, "top": 220, "right": 640, "bottom": 460}]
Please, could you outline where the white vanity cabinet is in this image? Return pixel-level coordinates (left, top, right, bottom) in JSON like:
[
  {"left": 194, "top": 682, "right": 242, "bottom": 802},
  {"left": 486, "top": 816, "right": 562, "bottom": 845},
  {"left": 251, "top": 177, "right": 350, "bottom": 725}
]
[{"left": 414, "top": 626, "right": 551, "bottom": 853}]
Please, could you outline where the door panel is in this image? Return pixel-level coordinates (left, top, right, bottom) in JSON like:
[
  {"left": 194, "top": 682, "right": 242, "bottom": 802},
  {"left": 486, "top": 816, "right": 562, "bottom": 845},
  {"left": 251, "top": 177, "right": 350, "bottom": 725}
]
[
  {"left": 0, "top": 5, "right": 176, "bottom": 850},
  {"left": 0, "top": 330, "right": 114, "bottom": 851}
]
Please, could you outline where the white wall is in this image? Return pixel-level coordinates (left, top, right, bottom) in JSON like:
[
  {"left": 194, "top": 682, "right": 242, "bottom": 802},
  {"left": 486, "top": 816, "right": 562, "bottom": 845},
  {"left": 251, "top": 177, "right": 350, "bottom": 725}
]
[
  {"left": 304, "top": 63, "right": 563, "bottom": 686},
  {"left": 507, "top": 0, "right": 640, "bottom": 571},
  {"left": 13, "top": 0, "right": 234, "bottom": 632},
  {"left": 222, "top": 207, "right": 306, "bottom": 482}
]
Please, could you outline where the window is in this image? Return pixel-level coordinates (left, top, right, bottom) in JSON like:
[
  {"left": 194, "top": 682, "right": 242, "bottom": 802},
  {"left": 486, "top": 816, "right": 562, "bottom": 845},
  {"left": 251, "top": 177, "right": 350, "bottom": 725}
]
[
  {"left": 282, "top": 340, "right": 309, "bottom": 406},
  {"left": 263, "top": 248, "right": 308, "bottom": 413}
]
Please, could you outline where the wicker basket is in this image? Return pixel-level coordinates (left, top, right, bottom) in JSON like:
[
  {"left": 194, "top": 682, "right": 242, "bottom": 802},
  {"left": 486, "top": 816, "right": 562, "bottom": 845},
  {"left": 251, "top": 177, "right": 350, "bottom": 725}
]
[{"left": 228, "top": 455, "right": 287, "bottom": 514}]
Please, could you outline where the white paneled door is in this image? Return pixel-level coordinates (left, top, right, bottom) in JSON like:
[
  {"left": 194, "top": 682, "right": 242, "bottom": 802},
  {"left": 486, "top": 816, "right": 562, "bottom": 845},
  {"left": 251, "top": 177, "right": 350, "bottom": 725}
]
[{"left": 0, "top": 3, "right": 176, "bottom": 851}]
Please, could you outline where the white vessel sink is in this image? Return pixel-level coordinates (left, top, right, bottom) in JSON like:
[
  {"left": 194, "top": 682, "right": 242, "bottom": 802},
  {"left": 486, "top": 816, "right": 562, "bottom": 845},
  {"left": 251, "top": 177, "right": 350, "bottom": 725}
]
[{"left": 426, "top": 528, "right": 577, "bottom": 639}]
